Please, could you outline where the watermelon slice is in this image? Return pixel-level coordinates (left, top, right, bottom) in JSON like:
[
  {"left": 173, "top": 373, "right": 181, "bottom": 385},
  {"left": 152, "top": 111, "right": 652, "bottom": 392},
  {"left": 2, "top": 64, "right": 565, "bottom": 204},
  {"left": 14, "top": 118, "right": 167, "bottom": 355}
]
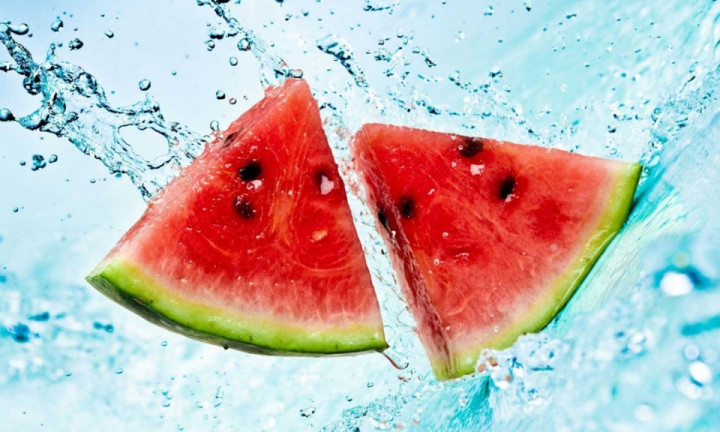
[
  {"left": 352, "top": 124, "right": 640, "bottom": 380},
  {"left": 87, "top": 79, "right": 387, "bottom": 355}
]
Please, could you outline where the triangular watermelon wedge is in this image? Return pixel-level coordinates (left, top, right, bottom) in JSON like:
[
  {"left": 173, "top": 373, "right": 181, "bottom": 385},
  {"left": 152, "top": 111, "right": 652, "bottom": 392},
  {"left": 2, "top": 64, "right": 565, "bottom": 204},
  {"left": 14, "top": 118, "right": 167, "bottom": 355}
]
[
  {"left": 352, "top": 124, "right": 640, "bottom": 379},
  {"left": 87, "top": 79, "right": 387, "bottom": 355}
]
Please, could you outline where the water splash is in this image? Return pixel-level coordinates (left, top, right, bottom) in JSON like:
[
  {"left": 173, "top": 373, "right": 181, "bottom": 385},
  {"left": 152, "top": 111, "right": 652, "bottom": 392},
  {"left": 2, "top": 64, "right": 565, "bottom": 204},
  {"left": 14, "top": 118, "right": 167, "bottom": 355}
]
[{"left": 0, "top": 22, "right": 206, "bottom": 199}]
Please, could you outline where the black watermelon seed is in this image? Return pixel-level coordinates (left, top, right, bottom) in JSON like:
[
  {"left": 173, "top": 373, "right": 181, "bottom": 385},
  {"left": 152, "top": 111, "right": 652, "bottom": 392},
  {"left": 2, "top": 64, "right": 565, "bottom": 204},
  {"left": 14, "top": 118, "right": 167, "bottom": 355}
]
[
  {"left": 459, "top": 137, "right": 484, "bottom": 158},
  {"left": 234, "top": 196, "right": 256, "bottom": 219},
  {"left": 238, "top": 161, "right": 262, "bottom": 181},
  {"left": 398, "top": 196, "right": 416, "bottom": 219},
  {"left": 224, "top": 132, "right": 238, "bottom": 144},
  {"left": 377, "top": 207, "right": 391, "bottom": 233},
  {"left": 499, "top": 175, "right": 516, "bottom": 200}
]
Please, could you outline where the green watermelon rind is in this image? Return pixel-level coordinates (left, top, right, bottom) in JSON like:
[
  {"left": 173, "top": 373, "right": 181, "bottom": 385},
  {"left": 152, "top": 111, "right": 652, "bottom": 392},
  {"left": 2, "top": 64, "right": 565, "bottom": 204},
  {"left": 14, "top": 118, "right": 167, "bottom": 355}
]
[
  {"left": 86, "top": 258, "right": 388, "bottom": 355},
  {"left": 436, "top": 161, "right": 642, "bottom": 380}
]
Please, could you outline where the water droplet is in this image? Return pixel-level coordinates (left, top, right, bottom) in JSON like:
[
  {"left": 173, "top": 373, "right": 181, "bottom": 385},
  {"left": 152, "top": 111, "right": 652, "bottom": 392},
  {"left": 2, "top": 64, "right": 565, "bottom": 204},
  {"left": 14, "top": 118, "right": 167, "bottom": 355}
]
[
  {"left": 484, "top": 6, "right": 494, "bottom": 16},
  {"left": 9, "top": 23, "right": 30, "bottom": 35},
  {"left": 216, "top": 90, "right": 226, "bottom": 100},
  {"left": 48, "top": 154, "right": 58, "bottom": 164},
  {"left": 210, "top": 120, "right": 220, "bottom": 131},
  {"left": 208, "top": 27, "right": 225, "bottom": 40},
  {"left": 366, "top": 381, "right": 374, "bottom": 388},
  {"left": 689, "top": 361, "right": 712, "bottom": 385},
  {"left": 51, "top": 20, "right": 64, "bottom": 32},
  {"left": 206, "top": 40, "right": 216, "bottom": 51},
  {"left": 299, "top": 406, "right": 316, "bottom": 418},
  {"left": 345, "top": 395, "right": 353, "bottom": 402},
  {"left": 68, "top": 38, "right": 84, "bottom": 50},
  {"left": 12, "top": 207, "right": 19, "bottom": 213},
  {"left": 31, "top": 154, "right": 47, "bottom": 171},
  {"left": 115, "top": 368, "right": 124, "bottom": 374},
  {"left": 659, "top": 270, "right": 694, "bottom": 296},
  {"left": 104, "top": 30, "right": 114, "bottom": 38},
  {"left": 228, "top": 97, "right": 237, "bottom": 105},
  {"left": 237, "top": 38, "right": 252, "bottom": 51},
  {"left": 684, "top": 344, "right": 700, "bottom": 361},
  {"left": 229, "top": 56, "right": 239, "bottom": 66},
  {"left": 0, "top": 108, "right": 15, "bottom": 122},
  {"left": 138, "top": 79, "right": 151, "bottom": 91}
]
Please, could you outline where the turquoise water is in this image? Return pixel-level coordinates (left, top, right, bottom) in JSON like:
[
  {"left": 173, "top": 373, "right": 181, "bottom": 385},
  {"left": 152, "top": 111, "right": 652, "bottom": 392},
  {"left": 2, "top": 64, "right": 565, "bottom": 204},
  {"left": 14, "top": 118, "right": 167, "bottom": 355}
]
[{"left": 1, "top": 1, "right": 719, "bottom": 430}]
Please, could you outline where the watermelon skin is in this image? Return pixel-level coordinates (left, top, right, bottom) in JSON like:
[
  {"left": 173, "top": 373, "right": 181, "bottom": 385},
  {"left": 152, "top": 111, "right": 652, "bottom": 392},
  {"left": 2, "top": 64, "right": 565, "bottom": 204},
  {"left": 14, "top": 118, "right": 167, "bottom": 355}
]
[
  {"left": 352, "top": 124, "right": 641, "bottom": 379},
  {"left": 87, "top": 79, "right": 387, "bottom": 355}
]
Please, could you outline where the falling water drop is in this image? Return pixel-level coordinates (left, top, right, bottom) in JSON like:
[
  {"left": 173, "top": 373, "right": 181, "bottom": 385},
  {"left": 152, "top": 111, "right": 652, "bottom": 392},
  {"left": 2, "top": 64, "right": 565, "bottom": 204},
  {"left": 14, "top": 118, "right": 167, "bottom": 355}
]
[
  {"left": 216, "top": 90, "right": 226, "bottom": 100},
  {"left": 229, "top": 56, "right": 239, "bottom": 66},
  {"left": 104, "top": 30, "right": 114, "bottom": 38},
  {"left": 0, "top": 108, "right": 15, "bottom": 122},
  {"left": 9, "top": 23, "right": 30, "bottom": 35},
  {"left": 50, "top": 20, "right": 64, "bottom": 32},
  {"left": 68, "top": 38, "right": 84, "bottom": 50},
  {"left": 138, "top": 79, "right": 152, "bottom": 91}
]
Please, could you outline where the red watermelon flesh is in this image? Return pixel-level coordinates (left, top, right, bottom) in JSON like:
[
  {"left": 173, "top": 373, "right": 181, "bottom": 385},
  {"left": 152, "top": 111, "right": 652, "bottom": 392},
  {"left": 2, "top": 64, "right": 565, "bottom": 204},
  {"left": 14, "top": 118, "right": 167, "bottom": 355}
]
[
  {"left": 352, "top": 124, "right": 640, "bottom": 379},
  {"left": 87, "top": 79, "right": 387, "bottom": 354}
]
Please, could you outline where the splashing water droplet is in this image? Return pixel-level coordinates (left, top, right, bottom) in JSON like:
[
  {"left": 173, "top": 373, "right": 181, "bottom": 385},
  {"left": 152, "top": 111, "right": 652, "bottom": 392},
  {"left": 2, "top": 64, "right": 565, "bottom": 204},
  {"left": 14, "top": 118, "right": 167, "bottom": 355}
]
[
  {"left": 228, "top": 56, "right": 238, "bottom": 66},
  {"left": 208, "top": 27, "right": 225, "bottom": 40},
  {"left": 316, "top": 34, "right": 368, "bottom": 88},
  {"left": 215, "top": 90, "right": 226, "bottom": 100},
  {"left": 68, "top": 38, "right": 84, "bottom": 50},
  {"left": 0, "top": 108, "right": 14, "bottom": 121},
  {"left": 210, "top": 120, "right": 220, "bottom": 131},
  {"left": 31, "top": 154, "right": 47, "bottom": 171},
  {"left": 237, "top": 38, "right": 251, "bottom": 51},
  {"left": 50, "top": 20, "right": 64, "bottom": 32},
  {"left": 9, "top": 23, "right": 30, "bottom": 36},
  {"left": 228, "top": 97, "right": 237, "bottom": 105},
  {"left": 138, "top": 79, "right": 151, "bottom": 91},
  {"left": 689, "top": 361, "right": 713, "bottom": 385},
  {"left": 104, "top": 30, "right": 114, "bottom": 38},
  {"left": 659, "top": 270, "right": 694, "bottom": 296},
  {"left": 206, "top": 40, "right": 216, "bottom": 51}
]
